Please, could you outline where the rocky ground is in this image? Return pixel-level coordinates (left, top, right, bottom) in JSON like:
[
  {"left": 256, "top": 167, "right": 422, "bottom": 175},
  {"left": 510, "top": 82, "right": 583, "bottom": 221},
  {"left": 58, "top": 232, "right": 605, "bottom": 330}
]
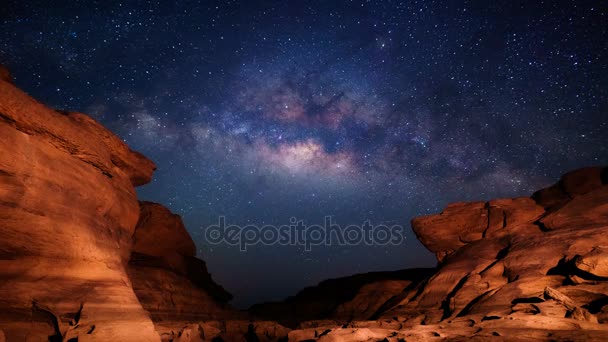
[{"left": 0, "top": 65, "right": 607, "bottom": 341}]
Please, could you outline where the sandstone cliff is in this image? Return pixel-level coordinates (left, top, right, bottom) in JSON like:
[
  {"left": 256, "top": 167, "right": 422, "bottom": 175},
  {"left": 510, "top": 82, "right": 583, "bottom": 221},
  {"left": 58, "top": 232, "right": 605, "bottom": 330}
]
[
  {"left": 0, "top": 69, "right": 159, "bottom": 340},
  {"left": 0, "top": 68, "right": 239, "bottom": 341},
  {"left": 127, "top": 201, "right": 234, "bottom": 322}
]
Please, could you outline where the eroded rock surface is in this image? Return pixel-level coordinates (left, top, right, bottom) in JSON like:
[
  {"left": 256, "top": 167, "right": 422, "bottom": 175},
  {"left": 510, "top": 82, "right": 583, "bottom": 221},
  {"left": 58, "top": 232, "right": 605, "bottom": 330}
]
[
  {"left": 0, "top": 65, "right": 11, "bottom": 83},
  {"left": 127, "top": 201, "right": 236, "bottom": 323},
  {"left": 376, "top": 166, "right": 608, "bottom": 335},
  {"left": 0, "top": 68, "right": 159, "bottom": 340}
]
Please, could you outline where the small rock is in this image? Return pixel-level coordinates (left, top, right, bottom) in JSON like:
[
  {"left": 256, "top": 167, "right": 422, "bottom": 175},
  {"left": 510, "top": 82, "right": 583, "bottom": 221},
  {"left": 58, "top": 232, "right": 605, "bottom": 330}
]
[{"left": 543, "top": 287, "right": 577, "bottom": 311}]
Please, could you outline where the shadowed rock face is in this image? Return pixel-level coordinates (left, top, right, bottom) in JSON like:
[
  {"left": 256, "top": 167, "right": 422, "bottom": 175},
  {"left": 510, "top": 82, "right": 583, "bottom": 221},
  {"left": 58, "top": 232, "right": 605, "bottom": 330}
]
[
  {"left": 249, "top": 268, "right": 435, "bottom": 328},
  {"left": 127, "top": 201, "right": 235, "bottom": 322},
  {"left": 0, "top": 69, "right": 159, "bottom": 340}
]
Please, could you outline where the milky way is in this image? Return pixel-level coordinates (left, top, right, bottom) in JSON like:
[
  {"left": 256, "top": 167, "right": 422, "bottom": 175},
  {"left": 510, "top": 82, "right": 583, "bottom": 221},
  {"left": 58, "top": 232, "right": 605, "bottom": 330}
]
[{"left": 1, "top": 0, "right": 606, "bottom": 306}]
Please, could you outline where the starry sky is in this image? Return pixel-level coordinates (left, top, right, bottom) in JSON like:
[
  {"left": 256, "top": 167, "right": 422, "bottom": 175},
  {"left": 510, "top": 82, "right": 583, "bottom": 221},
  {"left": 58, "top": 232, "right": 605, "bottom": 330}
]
[{"left": 1, "top": 0, "right": 607, "bottom": 307}]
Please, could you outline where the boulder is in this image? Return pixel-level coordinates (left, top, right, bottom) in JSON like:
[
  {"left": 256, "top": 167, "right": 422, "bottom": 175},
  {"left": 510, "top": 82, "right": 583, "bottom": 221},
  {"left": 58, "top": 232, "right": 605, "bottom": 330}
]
[{"left": 411, "top": 201, "right": 487, "bottom": 262}]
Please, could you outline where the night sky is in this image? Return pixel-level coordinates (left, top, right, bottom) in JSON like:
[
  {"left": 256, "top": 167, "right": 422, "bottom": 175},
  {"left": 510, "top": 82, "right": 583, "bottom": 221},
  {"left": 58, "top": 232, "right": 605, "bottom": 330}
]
[{"left": 1, "top": 1, "right": 606, "bottom": 307}]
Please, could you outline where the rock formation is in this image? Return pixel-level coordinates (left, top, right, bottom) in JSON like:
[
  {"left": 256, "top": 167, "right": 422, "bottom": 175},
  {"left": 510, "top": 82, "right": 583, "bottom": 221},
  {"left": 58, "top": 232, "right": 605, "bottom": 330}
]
[
  {"left": 154, "top": 320, "right": 291, "bottom": 342},
  {"left": 127, "top": 201, "right": 235, "bottom": 322},
  {"left": 0, "top": 67, "right": 159, "bottom": 340},
  {"left": 254, "top": 167, "right": 608, "bottom": 341},
  {"left": 369, "top": 166, "right": 608, "bottom": 339},
  {"left": 0, "top": 67, "right": 243, "bottom": 341}
]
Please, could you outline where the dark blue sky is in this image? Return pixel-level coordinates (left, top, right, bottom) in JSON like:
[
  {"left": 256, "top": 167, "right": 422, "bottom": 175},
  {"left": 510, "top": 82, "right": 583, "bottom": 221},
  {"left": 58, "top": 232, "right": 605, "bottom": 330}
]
[{"left": 1, "top": 0, "right": 606, "bottom": 307}]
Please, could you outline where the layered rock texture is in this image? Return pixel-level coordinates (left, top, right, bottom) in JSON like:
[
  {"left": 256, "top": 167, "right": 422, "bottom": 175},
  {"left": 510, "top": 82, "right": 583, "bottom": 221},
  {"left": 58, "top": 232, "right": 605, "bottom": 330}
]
[
  {"left": 127, "top": 201, "right": 234, "bottom": 322},
  {"left": 253, "top": 167, "right": 608, "bottom": 341},
  {"left": 0, "top": 69, "right": 159, "bottom": 340},
  {"left": 0, "top": 68, "right": 235, "bottom": 341},
  {"left": 367, "top": 166, "right": 608, "bottom": 340},
  {"left": 392, "top": 166, "right": 608, "bottom": 325}
]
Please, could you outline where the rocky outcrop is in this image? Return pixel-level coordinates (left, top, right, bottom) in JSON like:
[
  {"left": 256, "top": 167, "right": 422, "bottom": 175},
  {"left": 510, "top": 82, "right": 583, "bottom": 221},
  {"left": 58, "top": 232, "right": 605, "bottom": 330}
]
[
  {"left": 249, "top": 268, "right": 434, "bottom": 327},
  {"left": 376, "top": 166, "right": 608, "bottom": 334},
  {"left": 0, "top": 66, "right": 242, "bottom": 341},
  {"left": 575, "top": 247, "right": 608, "bottom": 278},
  {"left": 0, "top": 68, "right": 159, "bottom": 340},
  {"left": 287, "top": 314, "right": 608, "bottom": 341},
  {"left": 127, "top": 201, "right": 235, "bottom": 322},
  {"left": 411, "top": 197, "right": 545, "bottom": 263},
  {"left": 279, "top": 167, "right": 608, "bottom": 340}
]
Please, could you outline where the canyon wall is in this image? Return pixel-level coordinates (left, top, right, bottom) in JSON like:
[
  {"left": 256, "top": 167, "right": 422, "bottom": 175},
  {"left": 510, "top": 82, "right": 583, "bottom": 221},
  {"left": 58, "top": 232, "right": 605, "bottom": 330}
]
[
  {"left": 127, "top": 201, "right": 234, "bottom": 323},
  {"left": 0, "top": 69, "right": 236, "bottom": 341},
  {"left": 0, "top": 71, "right": 159, "bottom": 340}
]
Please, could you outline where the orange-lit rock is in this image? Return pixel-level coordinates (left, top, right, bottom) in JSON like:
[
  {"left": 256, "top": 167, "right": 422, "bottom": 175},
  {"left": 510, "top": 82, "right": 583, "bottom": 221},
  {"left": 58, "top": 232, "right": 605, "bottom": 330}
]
[
  {"left": 250, "top": 166, "right": 608, "bottom": 340},
  {"left": 127, "top": 202, "right": 235, "bottom": 323},
  {"left": 0, "top": 68, "right": 159, "bottom": 340},
  {"left": 379, "top": 166, "right": 608, "bottom": 331}
]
